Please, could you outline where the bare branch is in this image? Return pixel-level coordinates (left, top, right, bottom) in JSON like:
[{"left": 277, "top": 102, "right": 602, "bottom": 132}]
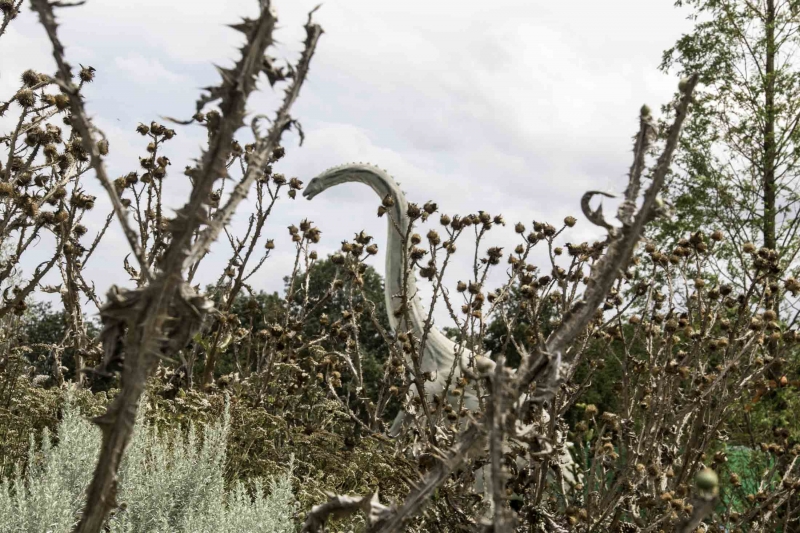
[{"left": 30, "top": 0, "right": 152, "bottom": 282}]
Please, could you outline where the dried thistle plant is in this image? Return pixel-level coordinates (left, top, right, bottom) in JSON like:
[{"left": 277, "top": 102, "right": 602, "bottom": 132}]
[
  {"left": 1, "top": 2, "right": 798, "bottom": 533},
  {"left": 16, "top": 0, "right": 323, "bottom": 531}
]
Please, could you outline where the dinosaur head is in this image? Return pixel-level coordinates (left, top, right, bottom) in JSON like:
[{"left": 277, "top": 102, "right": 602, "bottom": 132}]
[
  {"left": 302, "top": 176, "right": 323, "bottom": 200},
  {"left": 302, "top": 163, "right": 364, "bottom": 200},
  {"left": 303, "top": 163, "right": 393, "bottom": 202}
]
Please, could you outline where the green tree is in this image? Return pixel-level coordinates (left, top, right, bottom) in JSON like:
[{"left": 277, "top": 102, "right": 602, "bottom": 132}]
[
  {"left": 20, "top": 302, "right": 99, "bottom": 385},
  {"left": 213, "top": 258, "right": 392, "bottom": 409},
  {"left": 658, "top": 0, "right": 800, "bottom": 442},
  {"left": 212, "top": 290, "right": 285, "bottom": 378},
  {"left": 657, "top": 0, "right": 800, "bottom": 299},
  {"left": 285, "top": 258, "right": 391, "bottom": 408}
]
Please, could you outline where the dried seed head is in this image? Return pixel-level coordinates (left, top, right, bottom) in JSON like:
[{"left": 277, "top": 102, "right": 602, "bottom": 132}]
[
  {"left": 113, "top": 177, "right": 127, "bottom": 193},
  {"left": 354, "top": 229, "right": 372, "bottom": 244},
  {"left": 439, "top": 214, "right": 451, "bottom": 226},
  {"left": 79, "top": 66, "right": 96, "bottom": 83},
  {"left": 743, "top": 242, "right": 756, "bottom": 254},
  {"left": 71, "top": 193, "right": 96, "bottom": 210},
  {"left": 43, "top": 144, "right": 58, "bottom": 160},
  {"left": 564, "top": 216, "right": 577, "bottom": 227},
  {"left": 16, "top": 88, "right": 35, "bottom": 108},
  {"left": 123, "top": 172, "right": 137, "bottom": 186},
  {"left": 21, "top": 69, "right": 41, "bottom": 87},
  {"left": 16, "top": 172, "right": 32, "bottom": 187},
  {"left": 381, "top": 194, "right": 395, "bottom": 208},
  {"left": 410, "top": 247, "right": 426, "bottom": 260},
  {"left": 486, "top": 247, "right": 503, "bottom": 264},
  {"left": 54, "top": 94, "right": 70, "bottom": 111},
  {"left": 25, "top": 128, "right": 39, "bottom": 146},
  {"left": 39, "top": 211, "right": 56, "bottom": 225}
]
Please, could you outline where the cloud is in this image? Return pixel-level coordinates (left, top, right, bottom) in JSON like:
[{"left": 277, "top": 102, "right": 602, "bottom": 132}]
[
  {"left": 113, "top": 54, "right": 186, "bottom": 85},
  {"left": 2, "top": 0, "right": 695, "bottom": 325}
]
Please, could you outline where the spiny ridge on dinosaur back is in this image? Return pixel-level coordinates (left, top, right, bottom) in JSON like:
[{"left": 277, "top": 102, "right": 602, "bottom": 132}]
[{"left": 323, "top": 162, "right": 390, "bottom": 174}]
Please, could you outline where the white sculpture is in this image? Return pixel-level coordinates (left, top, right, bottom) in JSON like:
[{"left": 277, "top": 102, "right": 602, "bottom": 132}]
[{"left": 303, "top": 163, "right": 577, "bottom": 486}]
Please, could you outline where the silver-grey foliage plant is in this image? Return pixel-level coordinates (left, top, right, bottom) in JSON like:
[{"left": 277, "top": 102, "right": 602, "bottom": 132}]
[{"left": 0, "top": 398, "right": 295, "bottom": 533}]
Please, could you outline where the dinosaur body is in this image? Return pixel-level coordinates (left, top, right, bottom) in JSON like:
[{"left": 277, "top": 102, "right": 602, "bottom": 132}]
[
  {"left": 304, "top": 163, "right": 577, "bottom": 486},
  {"left": 303, "top": 164, "right": 479, "bottom": 423}
]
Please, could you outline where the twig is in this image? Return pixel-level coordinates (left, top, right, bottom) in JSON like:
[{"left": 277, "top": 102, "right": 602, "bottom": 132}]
[{"left": 31, "top": 0, "right": 152, "bottom": 282}]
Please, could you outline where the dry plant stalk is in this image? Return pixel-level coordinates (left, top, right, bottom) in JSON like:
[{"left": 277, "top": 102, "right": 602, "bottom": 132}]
[
  {"left": 3, "top": 1, "right": 799, "bottom": 531},
  {"left": 301, "top": 76, "right": 701, "bottom": 532},
  {"left": 25, "top": 1, "right": 321, "bottom": 531}
]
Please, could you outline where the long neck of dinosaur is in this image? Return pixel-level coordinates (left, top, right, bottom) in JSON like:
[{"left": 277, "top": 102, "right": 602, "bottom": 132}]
[{"left": 314, "top": 165, "right": 428, "bottom": 337}]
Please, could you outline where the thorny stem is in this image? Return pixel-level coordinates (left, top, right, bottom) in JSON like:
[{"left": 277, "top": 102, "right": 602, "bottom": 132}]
[
  {"left": 355, "top": 76, "right": 701, "bottom": 533},
  {"left": 29, "top": 2, "right": 321, "bottom": 532}
]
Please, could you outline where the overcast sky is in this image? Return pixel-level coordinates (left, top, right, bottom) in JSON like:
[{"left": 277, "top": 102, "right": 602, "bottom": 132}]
[{"left": 1, "top": 0, "right": 693, "bottom": 326}]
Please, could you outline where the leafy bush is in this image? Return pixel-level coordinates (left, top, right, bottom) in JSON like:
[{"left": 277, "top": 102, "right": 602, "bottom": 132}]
[{"left": 0, "top": 397, "right": 295, "bottom": 533}]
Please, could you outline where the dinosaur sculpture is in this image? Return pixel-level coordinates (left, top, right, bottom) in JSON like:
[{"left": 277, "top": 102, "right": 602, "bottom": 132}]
[
  {"left": 303, "top": 163, "right": 577, "bottom": 484},
  {"left": 304, "top": 164, "right": 481, "bottom": 420}
]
